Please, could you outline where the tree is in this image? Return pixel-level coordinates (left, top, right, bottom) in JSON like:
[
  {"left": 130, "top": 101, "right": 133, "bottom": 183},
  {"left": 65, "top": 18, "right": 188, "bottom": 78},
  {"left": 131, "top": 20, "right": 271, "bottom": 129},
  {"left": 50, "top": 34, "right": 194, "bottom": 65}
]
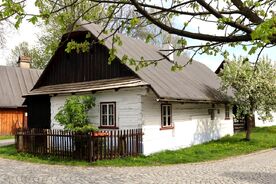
[
  {"left": 219, "top": 57, "right": 276, "bottom": 140},
  {"left": 32, "top": 1, "right": 275, "bottom": 65},
  {"left": 7, "top": 41, "right": 48, "bottom": 69},
  {"left": 6, "top": 0, "right": 104, "bottom": 69},
  {"left": 2, "top": 1, "right": 275, "bottom": 67},
  {"left": 54, "top": 95, "right": 98, "bottom": 133},
  {"left": 7, "top": 42, "right": 30, "bottom": 66}
]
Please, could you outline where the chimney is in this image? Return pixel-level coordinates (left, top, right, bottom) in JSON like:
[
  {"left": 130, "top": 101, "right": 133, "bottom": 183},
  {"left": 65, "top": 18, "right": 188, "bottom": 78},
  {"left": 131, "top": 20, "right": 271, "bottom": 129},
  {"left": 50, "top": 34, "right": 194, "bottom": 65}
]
[{"left": 17, "top": 56, "right": 31, "bottom": 69}]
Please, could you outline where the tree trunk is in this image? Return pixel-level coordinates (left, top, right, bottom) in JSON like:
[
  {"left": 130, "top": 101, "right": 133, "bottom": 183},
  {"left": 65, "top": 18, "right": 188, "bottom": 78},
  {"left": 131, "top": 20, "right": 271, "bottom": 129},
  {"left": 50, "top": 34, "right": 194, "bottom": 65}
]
[
  {"left": 245, "top": 114, "right": 252, "bottom": 141},
  {"left": 245, "top": 103, "right": 255, "bottom": 141}
]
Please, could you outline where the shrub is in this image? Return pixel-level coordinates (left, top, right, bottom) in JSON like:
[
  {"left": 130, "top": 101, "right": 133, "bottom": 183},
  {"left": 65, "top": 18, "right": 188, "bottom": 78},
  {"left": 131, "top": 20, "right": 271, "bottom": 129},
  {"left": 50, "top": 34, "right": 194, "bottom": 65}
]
[{"left": 54, "top": 95, "right": 98, "bottom": 133}]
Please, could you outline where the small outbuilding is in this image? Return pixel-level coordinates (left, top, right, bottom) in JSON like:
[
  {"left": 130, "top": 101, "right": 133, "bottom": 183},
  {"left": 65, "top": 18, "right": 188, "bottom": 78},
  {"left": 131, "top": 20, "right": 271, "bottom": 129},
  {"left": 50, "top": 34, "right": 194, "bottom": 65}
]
[{"left": 0, "top": 57, "right": 42, "bottom": 135}]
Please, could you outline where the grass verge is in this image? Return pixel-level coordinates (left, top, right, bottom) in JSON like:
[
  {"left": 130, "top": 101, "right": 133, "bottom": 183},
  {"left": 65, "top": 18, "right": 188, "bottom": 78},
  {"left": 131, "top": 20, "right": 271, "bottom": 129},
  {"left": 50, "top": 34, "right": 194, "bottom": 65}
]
[
  {"left": 0, "top": 135, "right": 14, "bottom": 140},
  {"left": 0, "top": 126, "right": 276, "bottom": 167}
]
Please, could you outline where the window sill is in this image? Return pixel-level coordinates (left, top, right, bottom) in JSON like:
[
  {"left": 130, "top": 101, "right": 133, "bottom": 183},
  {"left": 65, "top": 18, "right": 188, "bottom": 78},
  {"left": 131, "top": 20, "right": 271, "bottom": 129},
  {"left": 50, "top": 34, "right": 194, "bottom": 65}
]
[
  {"left": 225, "top": 118, "right": 231, "bottom": 120},
  {"left": 98, "top": 126, "right": 119, "bottom": 129},
  {"left": 160, "top": 126, "right": 174, "bottom": 130}
]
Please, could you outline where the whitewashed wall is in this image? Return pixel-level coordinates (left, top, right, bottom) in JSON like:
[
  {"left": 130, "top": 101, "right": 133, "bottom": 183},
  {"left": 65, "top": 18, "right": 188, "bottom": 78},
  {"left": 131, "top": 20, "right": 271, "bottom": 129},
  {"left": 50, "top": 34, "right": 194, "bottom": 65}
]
[
  {"left": 50, "top": 87, "right": 147, "bottom": 130},
  {"left": 255, "top": 112, "right": 276, "bottom": 127},
  {"left": 50, "top": 87, "right": 234, "bottom": 156},
  {"left": 142, "top": 90, "right": 234, "bottom": 155}
]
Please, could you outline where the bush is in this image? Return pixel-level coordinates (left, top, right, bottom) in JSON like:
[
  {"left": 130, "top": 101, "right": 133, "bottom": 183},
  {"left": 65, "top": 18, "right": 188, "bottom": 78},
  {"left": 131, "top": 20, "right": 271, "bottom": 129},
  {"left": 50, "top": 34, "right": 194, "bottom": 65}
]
[{"left": 54, "top": 95, "right": 98, "bottom": 133}]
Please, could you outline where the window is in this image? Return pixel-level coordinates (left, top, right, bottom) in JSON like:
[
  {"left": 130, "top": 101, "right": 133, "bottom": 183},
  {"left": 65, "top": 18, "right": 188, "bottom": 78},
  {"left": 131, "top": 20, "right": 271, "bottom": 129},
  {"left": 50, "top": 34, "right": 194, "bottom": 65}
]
[
  {"left": 208, "top": 104, "right": 215, "bottom": 120},
  {"left": 161, "top": 104, "right": 172, "bottom": 128},
  {"left": 225, "top": 104, "right": 230, "bottom": 120},
  {"left": 100, "top": 102, "right": 116, "bottom": 127}
]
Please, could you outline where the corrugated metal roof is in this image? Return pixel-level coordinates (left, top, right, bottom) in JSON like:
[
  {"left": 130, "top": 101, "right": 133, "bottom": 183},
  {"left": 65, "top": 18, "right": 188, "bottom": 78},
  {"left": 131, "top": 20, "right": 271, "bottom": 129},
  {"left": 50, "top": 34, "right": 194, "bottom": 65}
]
[
  {"left": 29, "top": 23, "right": 231, "bottom": 102},
  {"left": 0, "top": 66, "right": 42, "bottom": 107},
  {"left": 27, "top": 77, "right": 148, "bottom": 96},
  {"left": 79, "top": 23, "right": 231, "bottom": 102}
]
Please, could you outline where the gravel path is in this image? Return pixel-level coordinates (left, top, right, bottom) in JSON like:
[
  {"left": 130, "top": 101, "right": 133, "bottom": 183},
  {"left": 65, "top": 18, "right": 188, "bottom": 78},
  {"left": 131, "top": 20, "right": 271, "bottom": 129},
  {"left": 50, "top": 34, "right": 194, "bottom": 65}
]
[
  {"left": 0, "top": 149, "right": 276, "bottom": 184},
  {"left": 0, "top": 139, "right": 15, "bottom": 147}
]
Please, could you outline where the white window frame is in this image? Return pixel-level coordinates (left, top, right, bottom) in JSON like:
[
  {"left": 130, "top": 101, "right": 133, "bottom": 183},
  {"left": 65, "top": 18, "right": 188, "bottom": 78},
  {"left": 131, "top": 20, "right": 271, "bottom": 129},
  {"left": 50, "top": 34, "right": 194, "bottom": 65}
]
[
  {"left": 225, "top": 104, "right": 230, "bottom": 120},
  {"left": 161, "top": 104, "right": 172, "bottom": 128}
]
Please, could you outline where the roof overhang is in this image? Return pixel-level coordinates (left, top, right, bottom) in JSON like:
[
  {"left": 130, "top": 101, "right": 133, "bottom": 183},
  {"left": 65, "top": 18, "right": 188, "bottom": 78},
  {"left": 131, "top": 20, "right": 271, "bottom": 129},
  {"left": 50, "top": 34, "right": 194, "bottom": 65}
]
[
  {"left": 156, "top": 98, "right": 231, "bottom": 104},
  {"left": 24, "top": 77, "right": 149, "bottom": 97}
]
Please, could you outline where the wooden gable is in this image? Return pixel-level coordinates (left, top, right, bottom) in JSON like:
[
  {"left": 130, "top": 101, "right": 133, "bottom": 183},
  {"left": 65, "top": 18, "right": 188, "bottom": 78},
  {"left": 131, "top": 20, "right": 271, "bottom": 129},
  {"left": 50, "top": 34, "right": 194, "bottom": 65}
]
[{"left": 34, "top": 31, "right": 136, "bottom": 88}]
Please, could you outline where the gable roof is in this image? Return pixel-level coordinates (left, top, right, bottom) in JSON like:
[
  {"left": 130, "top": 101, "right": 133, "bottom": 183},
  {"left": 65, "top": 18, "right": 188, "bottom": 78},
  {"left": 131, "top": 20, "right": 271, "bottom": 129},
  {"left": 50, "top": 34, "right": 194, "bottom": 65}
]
[
  {"left": 28, "top": 23, "right": 231, "bottom": 102},
  {"left": 0, "top": 66, "right": 42, "bottom": 108}
]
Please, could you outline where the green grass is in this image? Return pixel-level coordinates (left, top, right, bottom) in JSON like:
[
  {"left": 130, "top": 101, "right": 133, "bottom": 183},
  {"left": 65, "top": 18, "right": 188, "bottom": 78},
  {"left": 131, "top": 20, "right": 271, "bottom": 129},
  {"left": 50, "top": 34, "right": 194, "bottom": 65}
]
[
  {"left": 0, "top": 135, "right": 14, "bottom": 140},
  {"left": 0, "top": 126, "right": 276, "bottom": 167}
]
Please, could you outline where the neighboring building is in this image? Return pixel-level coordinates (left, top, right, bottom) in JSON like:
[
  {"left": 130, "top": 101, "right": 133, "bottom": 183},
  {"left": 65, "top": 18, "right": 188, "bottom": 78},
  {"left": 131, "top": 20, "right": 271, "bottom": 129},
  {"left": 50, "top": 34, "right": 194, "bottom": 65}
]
[
  {"left": 25, "top": 23, "right": 233, "bottom": 155},
  {"left": 255, "top": 112, "right": 276, "bottom": 127},
  {"left": 0, "top": 57, "right": 42, "bottom": 135}
]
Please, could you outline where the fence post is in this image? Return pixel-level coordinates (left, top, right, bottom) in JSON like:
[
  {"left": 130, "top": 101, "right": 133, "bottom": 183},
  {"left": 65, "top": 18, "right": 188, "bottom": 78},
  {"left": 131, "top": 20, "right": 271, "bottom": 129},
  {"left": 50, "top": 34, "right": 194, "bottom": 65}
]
[{"left": 88, "top": 132, "right": 92, "bottom": 162}]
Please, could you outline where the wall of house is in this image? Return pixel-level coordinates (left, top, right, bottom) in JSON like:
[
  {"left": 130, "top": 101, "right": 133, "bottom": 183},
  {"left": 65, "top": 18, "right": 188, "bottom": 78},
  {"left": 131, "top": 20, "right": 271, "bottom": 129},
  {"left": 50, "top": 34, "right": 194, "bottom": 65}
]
[
  {"left": 50, "top": 87, "right": 147, "bottom": 130},
  {"left": 50, "top": 87, "right": 234, "bottom": 156},
  {"left": 142, "top": 90, "right": 234, "bottom": 155},
  {"left": 255, "top": 112, "right": 276, "bottom": 127}
]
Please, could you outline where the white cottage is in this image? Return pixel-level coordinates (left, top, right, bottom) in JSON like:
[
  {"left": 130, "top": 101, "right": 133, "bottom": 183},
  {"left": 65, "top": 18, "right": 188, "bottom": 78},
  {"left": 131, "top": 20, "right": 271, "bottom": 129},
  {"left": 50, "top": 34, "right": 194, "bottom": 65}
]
[{"left": 25, "top": 23, "right": 233, "bottom": 155}]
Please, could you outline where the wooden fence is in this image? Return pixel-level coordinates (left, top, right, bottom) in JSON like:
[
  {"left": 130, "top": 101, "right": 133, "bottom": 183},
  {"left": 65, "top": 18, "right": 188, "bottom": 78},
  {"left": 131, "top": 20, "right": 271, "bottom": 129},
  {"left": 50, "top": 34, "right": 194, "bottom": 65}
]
[
  {"left": 15, "top": 128, "right": 143, "bottom": 162},
  {"left": 233, "top": 117, "right": 246, "bottom": 132}
]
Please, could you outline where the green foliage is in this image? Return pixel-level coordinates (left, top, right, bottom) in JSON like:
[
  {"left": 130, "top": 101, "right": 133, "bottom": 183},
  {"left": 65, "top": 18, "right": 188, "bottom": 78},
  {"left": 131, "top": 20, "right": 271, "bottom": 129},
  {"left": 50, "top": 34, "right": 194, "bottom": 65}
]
[
  {"left": 252, "top": 17, "right": 276, "bottom": 44},
  {"left": 1, "top": 127, "right": 276, "bottom": 166},
  {"left": 65, "top": 40, "right": 90, "bottom": 54},
  {"left": 219, "top": 57, "right": 276, "bottom": 121},
  {"left": 0, "top": 0, "right": 275, "bottom": 63},
  {"left": 54, "top": 95, "right": 98, "bottom": 133}
]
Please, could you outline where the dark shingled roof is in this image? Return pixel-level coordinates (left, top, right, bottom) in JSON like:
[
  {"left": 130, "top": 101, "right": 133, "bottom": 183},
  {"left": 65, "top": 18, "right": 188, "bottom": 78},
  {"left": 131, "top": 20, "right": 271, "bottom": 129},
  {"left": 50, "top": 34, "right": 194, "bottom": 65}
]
[
  {"left": 0, "top": 66, "right": 42, "bottom": 108},
  {"left": 28, "top": 23, "right": 232, "bottom": 102}
]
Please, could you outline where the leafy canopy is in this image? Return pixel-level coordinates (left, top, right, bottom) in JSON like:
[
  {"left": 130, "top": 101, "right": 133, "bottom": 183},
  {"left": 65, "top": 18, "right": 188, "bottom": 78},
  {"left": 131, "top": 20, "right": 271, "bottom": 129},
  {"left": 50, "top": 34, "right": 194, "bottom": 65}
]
[
  {"left": 54, "top": 95, "right": 98, "bottom": 133},
  {"left": 1, "top": 0, "right": 276, "bottom": 69},
  {"left": 219, "top": 57, "right": 276, "bottom": 121}
]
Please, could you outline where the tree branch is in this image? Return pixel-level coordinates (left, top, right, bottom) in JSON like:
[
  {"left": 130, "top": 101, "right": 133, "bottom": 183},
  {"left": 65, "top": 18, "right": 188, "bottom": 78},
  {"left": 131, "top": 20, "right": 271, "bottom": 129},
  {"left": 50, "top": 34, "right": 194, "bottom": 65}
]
[
  {"left": 231, "top": 0, "right": 263, "bottom": 24},
  {"left": 129, "top": 0, "right": 251, "bottom": 42}
]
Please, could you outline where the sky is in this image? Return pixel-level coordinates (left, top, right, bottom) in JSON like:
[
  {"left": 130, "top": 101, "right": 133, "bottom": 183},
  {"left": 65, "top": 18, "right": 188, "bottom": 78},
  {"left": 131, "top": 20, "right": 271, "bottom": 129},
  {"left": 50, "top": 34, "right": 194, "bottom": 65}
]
[
  {"left": 0, "top": 0, "right": 40, "bottom": 66},
  {"left": 0, "top": 1, "right": 275, "bottom": 71}
]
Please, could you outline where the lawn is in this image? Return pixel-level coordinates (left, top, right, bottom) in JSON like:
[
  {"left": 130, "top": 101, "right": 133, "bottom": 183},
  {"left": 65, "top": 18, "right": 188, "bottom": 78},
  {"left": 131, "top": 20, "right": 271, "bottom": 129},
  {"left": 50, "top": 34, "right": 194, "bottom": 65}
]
[
  {"left": 0, "top": 135, "right": 14, "bottom": 140},
  {"left": 0, "top": 126, "right": 276, "bottom": 167}
]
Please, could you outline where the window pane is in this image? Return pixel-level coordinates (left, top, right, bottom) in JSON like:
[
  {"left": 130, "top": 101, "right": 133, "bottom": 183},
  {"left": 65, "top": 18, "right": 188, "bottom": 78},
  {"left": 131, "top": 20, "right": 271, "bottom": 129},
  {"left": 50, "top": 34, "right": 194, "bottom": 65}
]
[
  {"left": 109, "top": 104, "right": 114, "bottom": 115},
  {"left": 102, "top": 115, "right": 107, "bottom": 125},
  {"left": 211, "top": 110, "right": 215, "bottom": 120},
  {"left": 163, "top": 116, "right": 167, "bottom": 126},
  {"left": 225, "top": 105, "right": 230, "bottom": 119},
  {"left": 162, "top": 106, "right": 166, "bottom": 116},
  {"left": 109, "top": 115, "right": 114, "bottom": 125},
  {"left": 167, "top": 106, "right": 171, "bottom": 116},
  {"left": 102, "top": 104, "right": 107, "bottom": 114},
  {"left": 168, "top": 116, "right": 171, "bottom": 126}
]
